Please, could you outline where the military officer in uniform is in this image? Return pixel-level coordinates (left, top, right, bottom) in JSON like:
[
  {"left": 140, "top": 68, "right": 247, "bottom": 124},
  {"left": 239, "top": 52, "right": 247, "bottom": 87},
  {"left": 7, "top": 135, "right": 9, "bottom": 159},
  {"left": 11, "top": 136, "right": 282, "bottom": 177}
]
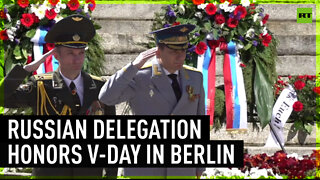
[
  {"left": 0, "top": 14, "right": 118, "bottom": 178},
  {"left": 99, "top": 24, "right": 205, "bottom": 178}
]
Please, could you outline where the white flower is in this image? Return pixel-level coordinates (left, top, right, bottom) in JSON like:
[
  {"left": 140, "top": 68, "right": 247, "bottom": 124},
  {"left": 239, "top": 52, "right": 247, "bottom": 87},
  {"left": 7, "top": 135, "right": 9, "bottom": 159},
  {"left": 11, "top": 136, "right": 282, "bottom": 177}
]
[
  {"left": 262, "top": 27, "right": 268, "bottom": 35},
  {"left": 219, "top": 2, "right": 230, "bottom": 11},
  {"left": 84, "top": 4, "right": 89, "bottom": 13},
  {"left": 54, "top": 7, "right": 60, "bottom": 14},
  {"left": 195, "top": 12, "right": 203, "bottom": 19},
  {"left": 206, "top": 33, "right": 214, "bottom": 40},
  {"left": 253, "top": 13, "right": 259, "bottom": 22},
  {"left": 15, "top": 20, "right": 21, "bottom": 29},
  {"left": 225, "top": 6, "right": 236, "bottom": 12},
  {"left": 178, "top": 4, "right": 185, "bottom": 15},
  {"left": 8, "top": 34, "right": 14, "bottom": 42},
  {"left": 260, "top": 21, "right": 263, "bottom": 26},
  {"left": 6, "top": 13, "right": 11, "bottom": 22},
  {"left": 31, "top": 4, "right": 46, "bottom": 20},
  {"left": 237, "top": 43, "right": 244, "bottom": 49},
  {"left": 246, "top": 28, "right": 255, "bottom": 38},
  {"left": 10, "top": 27, "right": 17, "bottom": 33},
  {"left": 55, "top": 15, "right": 64, "bottom": 22},
  {"left": 197, "top": 3, "right": 207, "bottom": 10},
  {"left": 241, "top": 0, "right": 251, "bottom": 7}
]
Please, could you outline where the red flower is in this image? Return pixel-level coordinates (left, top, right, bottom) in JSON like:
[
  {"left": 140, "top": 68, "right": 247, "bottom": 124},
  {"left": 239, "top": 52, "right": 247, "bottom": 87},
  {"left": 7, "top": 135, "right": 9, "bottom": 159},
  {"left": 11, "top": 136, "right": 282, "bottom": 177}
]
[
  {"left": 195, "top": 42, "right": 207, "bottom": 55},
  {"left": 0, "top": 10, "right": 6, "bottom": 19},
  {"left": 21, "top": 13, "right": 34, "bottom": 28},
  {"left": 67, "top": 0, "right": 80, "bottom": 11},
  {"left": 307, "top": 75, "right": 314, "bottom": 80},
  {"left": 288, "top": 75, "right": 292, "bottom": 79},
  {"left": 46, "top": 43, "right": 55, "bottom": 51},
  {"left": 259, "top": 33, "right": 272, "bottom": 47},
  {"left": 294, "top": 80, "right": 305, "bottom": 90},
  {"left": 240, "top": 63, "right": 246, "bottom": 68},
  {"left": 215, "top": 14, "right": 225, "bottom": 24},
  {"left": 205, "top": 4, "right": 217, "bottom": 16},
  {"left": 227, "top": 18, "right": 238, "bottom": 28},
  {"left": 262, "top": 14, "right": 269, "bottom": 24},
  {"left": 45, "top": 9, "right": 57, "bottom": 20},
  {"left": 293, "top": 101, "right": 303, "bottom": 112},
  {"left": 32, "top": 13, "right": 40, "bottom": 24},
  {"left": 17, "top": 0, "right": 29, "bottom": 8},
  {"left": 27, "top": 55, "right": 33, "bottom": 64},
  {"left": 192, "top": 0, "right": 205, "bottom": 5},
  {"left": 49, "top": 0, "right": 60, "bottom": 6},
  {"left": 313, "top": 87, "right": 320, "bottom": 95},
  {"left": 0, "top": 30, "right": 9, "bottom": 41},
  {"left": 207, "top": 39, "right": 220, "bottom": 49},
  {"left": 86, "top": 0, "right": 96, "bottom": 11},
  {"left": 172, "top": 22, "right": 181, "bottom": 26},
  {"left": 220, "top": 0, "right": 233, "bottom": 3},
  {"left": 234, "top": 6, "right": 247, "bottom": 19}
]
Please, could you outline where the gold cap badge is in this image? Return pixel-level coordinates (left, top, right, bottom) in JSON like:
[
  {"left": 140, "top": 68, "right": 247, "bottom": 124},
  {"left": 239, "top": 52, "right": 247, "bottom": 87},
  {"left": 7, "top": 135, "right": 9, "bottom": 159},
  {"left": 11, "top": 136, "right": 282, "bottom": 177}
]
[
  {"left": 72, "top": 17, "right": 83, "bottom": 22},
  {"left": 180, "top": 27, "right": 189, "bottom": 32},
  {"left": 72, "top": 34, "right": 81, "bottom": 41}
]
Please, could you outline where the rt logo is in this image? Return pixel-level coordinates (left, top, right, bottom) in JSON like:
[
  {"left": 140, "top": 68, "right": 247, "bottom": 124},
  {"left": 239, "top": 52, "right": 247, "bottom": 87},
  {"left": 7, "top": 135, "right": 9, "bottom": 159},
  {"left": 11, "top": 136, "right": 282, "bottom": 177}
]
[{"left": 297, "top": 8, "right": 312, "bottom": 23}]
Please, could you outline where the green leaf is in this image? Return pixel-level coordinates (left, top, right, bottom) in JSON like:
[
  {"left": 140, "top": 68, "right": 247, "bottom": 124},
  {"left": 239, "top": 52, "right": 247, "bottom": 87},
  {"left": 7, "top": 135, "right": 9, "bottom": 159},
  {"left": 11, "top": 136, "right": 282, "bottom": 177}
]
[
  {"left": 26, "top": 29, "right": 36, "bottom": 38},
  {"left": 204, "top": 22, "right": 212, "bottom": 33},
  {"left": 22, "top": 48, "right": 28, "bottom": 59},
  {"left": 13, "top": 46, "right": 22, "bottom": 60},
  {"left": 211, "top": 28, "right": 219, "bottom": 40},
  {"left": 254, "top": 58, "right": 274, "bottom": 129},
  {"left": 294, "top": 120, "right": 304, "bottom": 131},
  {"left": 243, "top": 43, "right": 252, "bottom": 50},
  {"left": 304, "top": 123, "right": 313, "bottom": 135}
]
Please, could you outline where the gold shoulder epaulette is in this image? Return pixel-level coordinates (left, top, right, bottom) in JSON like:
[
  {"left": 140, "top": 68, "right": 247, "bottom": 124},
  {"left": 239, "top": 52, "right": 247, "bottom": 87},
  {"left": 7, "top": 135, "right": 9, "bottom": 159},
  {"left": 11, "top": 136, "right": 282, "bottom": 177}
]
[
  {"left": 141, "top": 61, "right": 152, "bottom": 69},
  {"left": 183, "top": 65, "right": 201, "bottom": 73},
  {"left": 33, "top": 74, "right": 53, "bottom": 81},
  {"left": 90, "top": 74, "right": 106, "bottom": 82}
]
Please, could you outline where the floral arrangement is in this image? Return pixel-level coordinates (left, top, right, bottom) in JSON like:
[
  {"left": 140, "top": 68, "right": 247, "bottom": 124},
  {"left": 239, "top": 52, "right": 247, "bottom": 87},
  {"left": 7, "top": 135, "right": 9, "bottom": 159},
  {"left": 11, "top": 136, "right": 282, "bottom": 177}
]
[
  {"left": 0, "top": 0, "right": 105, "bottom": 76},
  {"left": 275, "top": 74, "right": 318, "bottom": 135},
  {"left": 150, "top": 0, "right": 278, "bottom": 129},
  {"left": 202, "top": 150, "right": 319, "bottom": 179}
]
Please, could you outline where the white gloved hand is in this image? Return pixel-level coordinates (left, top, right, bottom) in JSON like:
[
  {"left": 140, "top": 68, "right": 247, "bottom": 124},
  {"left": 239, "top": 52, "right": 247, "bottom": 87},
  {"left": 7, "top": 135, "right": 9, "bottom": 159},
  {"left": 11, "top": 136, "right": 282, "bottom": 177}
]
[
  {"left": 132, "top": 47, "right": 157, "bottom": 69},
  {"left": 23, "top": 48, "right": 56, "bottom": 72}
]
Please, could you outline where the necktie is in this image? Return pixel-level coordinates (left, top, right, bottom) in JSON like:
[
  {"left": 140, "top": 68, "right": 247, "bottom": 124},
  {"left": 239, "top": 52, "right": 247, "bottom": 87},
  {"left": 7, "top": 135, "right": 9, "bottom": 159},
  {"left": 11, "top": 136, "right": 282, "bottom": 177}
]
[
  {"left": 168, "top": 74, "right": 181, "bottom": 101},
  {"left": 69, "top": 81, "right": 81, "bottom": 113}
]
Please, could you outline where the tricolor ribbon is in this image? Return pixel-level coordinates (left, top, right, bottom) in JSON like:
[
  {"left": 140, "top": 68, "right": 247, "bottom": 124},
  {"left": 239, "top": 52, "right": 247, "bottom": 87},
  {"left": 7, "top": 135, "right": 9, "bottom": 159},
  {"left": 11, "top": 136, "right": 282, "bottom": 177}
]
[
  {"left": 197, "top": 43, "right": 216, "bottom": 126},
  {"left": 30, "top": 27, "right": 59, "bottom": 75},
  {"left": 221, "top": 41, "right": 247, "bottom": 130}
]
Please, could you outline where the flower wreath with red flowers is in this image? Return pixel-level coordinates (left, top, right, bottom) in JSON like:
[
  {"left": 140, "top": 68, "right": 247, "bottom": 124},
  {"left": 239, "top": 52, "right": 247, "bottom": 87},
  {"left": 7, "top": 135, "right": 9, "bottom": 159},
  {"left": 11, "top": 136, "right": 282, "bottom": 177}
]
[
  {"left": 150, "top": 0, "right": 279, "bottom": 130},
  {"left": 1, "top": 0, "right": 103, "bottom": 77}
]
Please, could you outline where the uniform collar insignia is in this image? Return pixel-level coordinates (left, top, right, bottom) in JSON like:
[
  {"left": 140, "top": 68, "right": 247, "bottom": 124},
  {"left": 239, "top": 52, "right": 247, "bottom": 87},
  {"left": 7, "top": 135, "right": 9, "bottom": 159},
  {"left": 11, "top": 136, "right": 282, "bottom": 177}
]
[{"left": 153, "top": 64, "right": 162, "bottom": 76}]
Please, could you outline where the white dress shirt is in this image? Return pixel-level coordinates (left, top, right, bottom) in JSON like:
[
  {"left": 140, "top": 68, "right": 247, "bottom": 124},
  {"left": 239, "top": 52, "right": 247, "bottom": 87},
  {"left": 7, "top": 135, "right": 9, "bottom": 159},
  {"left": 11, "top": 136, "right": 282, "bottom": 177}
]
[{"left": 60, "top": 71, "right": 84, "bottom": 105}]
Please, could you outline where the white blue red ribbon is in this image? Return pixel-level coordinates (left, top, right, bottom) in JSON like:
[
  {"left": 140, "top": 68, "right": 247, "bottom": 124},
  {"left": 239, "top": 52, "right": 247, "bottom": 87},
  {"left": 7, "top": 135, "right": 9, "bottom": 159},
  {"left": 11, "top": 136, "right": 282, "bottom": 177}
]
[
  {"left": 197, "top": 43, "right": 216, "bottom": 126},
  {"left": 30, "top": 27, "right": 59, "bottom": 75},
  {"left": 222, "top": 41, "right": 247, "bottom": 130}
]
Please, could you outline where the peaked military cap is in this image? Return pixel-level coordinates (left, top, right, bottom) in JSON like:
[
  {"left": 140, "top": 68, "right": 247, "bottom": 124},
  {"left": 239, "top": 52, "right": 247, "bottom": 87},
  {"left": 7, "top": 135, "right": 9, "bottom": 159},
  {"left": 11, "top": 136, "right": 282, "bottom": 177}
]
[
  {"left": 150, "top": 24, "right": 195, "bottom": 50},
  {"left": 45, "top": 14, "right": 95, "bottom": 49}
]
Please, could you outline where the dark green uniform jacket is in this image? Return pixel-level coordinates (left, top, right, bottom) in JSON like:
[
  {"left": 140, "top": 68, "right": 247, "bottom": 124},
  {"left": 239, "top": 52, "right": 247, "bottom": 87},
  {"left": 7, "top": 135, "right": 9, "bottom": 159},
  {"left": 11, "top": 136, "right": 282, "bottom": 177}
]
[{"left": 0, "top": 65, "right": 117, "bottom": 177}]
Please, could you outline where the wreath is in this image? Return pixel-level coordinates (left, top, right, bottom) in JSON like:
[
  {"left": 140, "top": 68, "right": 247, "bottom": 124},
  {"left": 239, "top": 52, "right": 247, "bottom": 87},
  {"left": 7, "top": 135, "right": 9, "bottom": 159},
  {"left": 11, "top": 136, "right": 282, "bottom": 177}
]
[{"left": 149, "top": 0, "right": 279, "bottom": 130}]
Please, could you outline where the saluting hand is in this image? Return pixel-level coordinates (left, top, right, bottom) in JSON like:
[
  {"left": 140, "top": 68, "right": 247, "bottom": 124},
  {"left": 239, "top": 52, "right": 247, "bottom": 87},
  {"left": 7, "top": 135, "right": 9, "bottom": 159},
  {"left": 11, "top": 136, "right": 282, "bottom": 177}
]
[
  {"left": 23, "top": 48, "right": 56, "bottom": 72},
  {"left": 132, "top": 47, "right": 157, "bottom": 69}
]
